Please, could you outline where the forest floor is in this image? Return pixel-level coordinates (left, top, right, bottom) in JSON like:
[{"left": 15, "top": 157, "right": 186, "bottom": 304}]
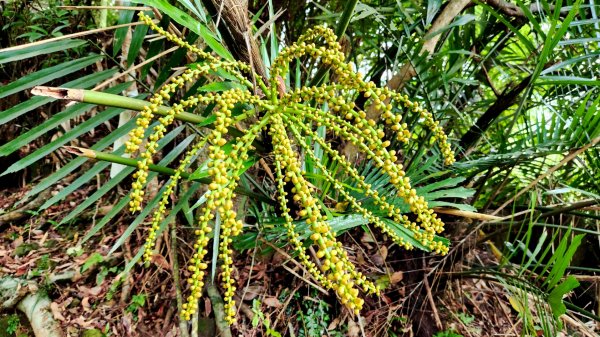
[
  {"left": 0, "top": 183, "right": 536, "bottom": 337},
  {"left": 1, "top": 181, "right": 598, "bottom": 337}
]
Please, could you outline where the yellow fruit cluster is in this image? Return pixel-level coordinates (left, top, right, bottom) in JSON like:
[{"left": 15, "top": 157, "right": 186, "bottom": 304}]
[
  {"left": 132, "top": 12, "right": 455, "bottom": 324},
  {"left": 270, "top": 115, "right": 377, "bottom": 311}
]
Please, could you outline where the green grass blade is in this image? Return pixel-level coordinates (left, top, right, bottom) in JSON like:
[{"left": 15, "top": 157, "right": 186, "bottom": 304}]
[
  {"left": 113, "top": 6, "right": 136, "bottom": 56},
  {"left": 0, "top": 54, "right": 102, "bottom": 99},
  {"left": 546, "top": 234, "right": 584, "bottom": 289},
  {"left": 177, "top": 0, "right": 206, "bottom": 21},
  {"left": 474, "top": 1, "right": 536, "bottom": 53},
  {"left": 536, "top": 75, "right": 600, "bottom": 86},
  {"left": 0, "top": 69, "right": 118, "bottom": 125},
  {"left": 107, "top": 133, "right": 195, "bottom": 254},
  {"left": 40, "top": 157, "right": 115, "bottom": 211},
  {"left": 0, "top": 82, "right": 130, "bottom": 163},
  {"left": 126, "top": 23, "right": 149, "bottom": 67},
  {"left": 108, "top": 182, "right": 200, "bottom": 294},
  {"left": 382, "top": 218, "right": 449, "bottom": 252},
  {"left": 415, "top": 176, "right": 465, "bottom": 194},
  {"left": 5, "top": 104, "right": 132, "bottom": 175},
  {"left": 540, "top": 53, "right": 600, "bottom": 75},
  {"left": 60, "top": 126, "right": 188, "bottom": 225},
  {"left": 82, "top": 196, "right": 130, "bottom": 243},
  {"left": 63, "top": 166, "right": 136, "bottom": 224},
  {"left": 19, "top": 117, "right": 137, "bottom": 205},
  {"left": 133, "top": 0, "right": 232, "bottom": 60},
  {"left": 0, "top": 39, "right": 87, "bottom": 64},
  {"left": 548, "top": 276, "right": 579, "bottom": 328}
]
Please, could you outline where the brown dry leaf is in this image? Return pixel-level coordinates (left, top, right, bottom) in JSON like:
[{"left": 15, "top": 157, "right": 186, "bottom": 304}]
[
  {"left": 327, "top": 317, "right": 340, "bottom": 331},
  {"left": 271, "top": 251, "right": 286, "bottom": 266},
  {"left": 369, "top": 245, "right": 388, "bottom": 266},
  {"left": 151, "top": 253, "right": 170, "bottom": 270},
  {"left": 371, "top": 253, "right": 384, "bottom": 266},
  {"left": 78, "top": 285, "right": 103, "bottom": 297},
  {"left": 54, "top": 262, "right": 75, "bottom": 270},
  {"left": 242, "top": 285, "right": 264, "bottom": 301},
  {"left": 89, "top": 285, "right": 103, "bottom": 296},
  {"left": 204, "top": 298, "right": 212, "bottom": 317},
  {"left": 32, "top": 229, "right": 44, "bottom": 236},
  {"left": 50, "top": 302, "right": 66, "bottom": 321},
  {"left": 381, "top": 294, "right": 392, "bottom": 305},
  {"left": 380, "top": 245, "right": 388, "bottom": 260},
  {"left": 390, "top": 271, "right": 403, "bottom": 284},
  {"left": 11, "top": 236, "right": 23, "bottom": 249},
  {"left": 245, "top": 263, "right": 266, "bottom": 279},
  {"left": 356, "top": 250, "right": 366, "bottom": 265},
  {"left": 72, "top": 315, "right": 96, "bottom": 328},
  {"left": 347, "top": 319, "right": 360, "bottom": 337},
  {"left": 37, "top": 231, "right": 49, "bottom": 247},
  {"left": 361, "top": 231, "right": 375, "bottom": 243},
  {"left": 247, "top": 264, "right": 266, "bottom": 272},
  {"left": 62, "top": 297, "right": 74, "bottom": 308},
  {"left": 263, "top": 296, "right": 281, "bottom": 308},
  {"left": 121, "top": 313, "right": 134, "bottom": 336},
  {"left": 81, "top": 297, "right": 91, "bottom": 311},
  {"left": 165, "top": 328, "right": 176, "bottom": 337},
  {"left": 14, "top": 266, "right": 28, "bottom": 276}
]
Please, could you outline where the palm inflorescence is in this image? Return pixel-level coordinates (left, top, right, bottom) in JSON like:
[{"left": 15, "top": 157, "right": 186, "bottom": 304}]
[{"left": 128, "top": 12, "right": 455, "bottom": 323}]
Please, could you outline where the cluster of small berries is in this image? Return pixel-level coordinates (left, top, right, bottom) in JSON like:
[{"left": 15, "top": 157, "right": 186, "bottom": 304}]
[{"left": 132, "top": 12, "right": 455, "bottom": 323}]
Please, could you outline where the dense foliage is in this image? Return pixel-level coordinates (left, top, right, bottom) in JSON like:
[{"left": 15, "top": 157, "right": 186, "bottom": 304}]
[{"left": 0, "top": 1, "right": 598, "bottom": 336}]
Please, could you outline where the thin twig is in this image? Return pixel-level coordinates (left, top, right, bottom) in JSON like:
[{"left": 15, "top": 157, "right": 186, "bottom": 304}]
[
  {"left": 434, "top": 208, "right": 502, "bottom": 221},
  {"left": 92, "top": 46, "right": 179, "bottom": 91},
  {"left": 233, "top": 295, "right": 255, "bottom": 321},
  {"left": 422, "top": 259, "right": 443, "bottom": 330},
  {"left": 170, "top": 219, "right": 190, "bottom": 337},
  {"left": 482, "top": 0, "right": 570, "bottom": 18},
  {"left": 357, "top": 315, "right": 367, "bottom": 337},
  {"left": 438, "top": 298, "right": 473, "bottom": 337},
  {"left": 261, "top": 240, "right": 329, "bottom": 295},
  {"left": 58, "top": 5, "right": 151, "bottom": 10},
  {"left": 273, "top": 284, "right": 301, "bottom": 328},
  {"left": 280, "top": 264, "right": 328, "bottom": 295},
  {"left": 0, "top": 21, "right": 155, "bottom": 53},
  {"left": 492, "top": 136, "right": 600, "bottom": 215},
  {"left": 87, "top": 39, "right": 153, "bottom": 93}
]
